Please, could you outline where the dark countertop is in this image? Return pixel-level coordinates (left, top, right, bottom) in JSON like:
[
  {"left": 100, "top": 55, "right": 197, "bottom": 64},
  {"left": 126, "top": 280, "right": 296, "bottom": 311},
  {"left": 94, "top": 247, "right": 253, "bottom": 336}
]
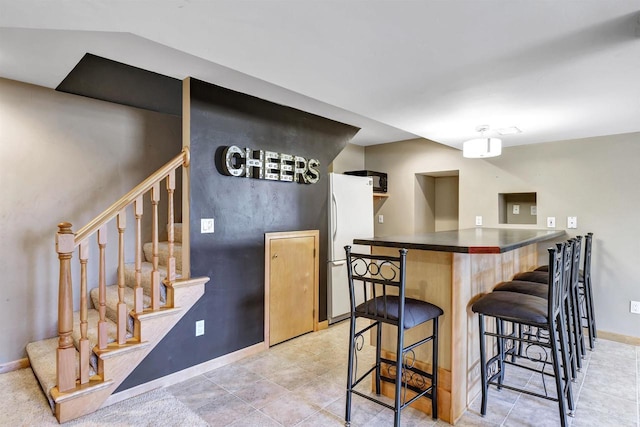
[{"left": 353, "top": 228, "right": 566, "bottom": 254}]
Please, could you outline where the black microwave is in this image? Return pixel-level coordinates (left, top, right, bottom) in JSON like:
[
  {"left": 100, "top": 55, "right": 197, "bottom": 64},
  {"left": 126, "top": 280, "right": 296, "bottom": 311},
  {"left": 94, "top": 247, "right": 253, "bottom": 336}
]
[{"left": 344, "top": 170, "right": 388, "bottom": 193}]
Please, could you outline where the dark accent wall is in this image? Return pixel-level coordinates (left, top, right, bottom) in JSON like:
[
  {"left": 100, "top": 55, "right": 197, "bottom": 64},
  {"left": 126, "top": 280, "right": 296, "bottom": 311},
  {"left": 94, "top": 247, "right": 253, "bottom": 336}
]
[
  {"left": 119, "top": 78, "right": 358, "bottom": 390},
  {"left": 57, "top": 53, "right": 182, "bottom": 116}
]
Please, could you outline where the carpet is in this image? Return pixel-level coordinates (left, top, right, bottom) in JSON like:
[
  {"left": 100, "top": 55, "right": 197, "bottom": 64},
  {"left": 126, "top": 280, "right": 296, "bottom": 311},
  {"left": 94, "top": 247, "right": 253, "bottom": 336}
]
[{"left": 0, "top": 368, "right": 208, "bottom": 426}]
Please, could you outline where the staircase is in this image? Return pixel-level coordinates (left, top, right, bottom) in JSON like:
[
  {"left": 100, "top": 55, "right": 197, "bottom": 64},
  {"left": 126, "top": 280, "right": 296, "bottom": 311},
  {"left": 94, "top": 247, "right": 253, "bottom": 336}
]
[{"left": 25, "top": 148, "right": 209, "bottom": 423}]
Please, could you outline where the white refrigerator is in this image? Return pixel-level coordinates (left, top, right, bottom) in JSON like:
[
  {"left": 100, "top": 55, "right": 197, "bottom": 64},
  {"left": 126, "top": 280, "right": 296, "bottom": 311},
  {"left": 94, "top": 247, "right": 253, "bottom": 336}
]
[{"left": 327, "top": 172, "right": 374, "bottom": 323}]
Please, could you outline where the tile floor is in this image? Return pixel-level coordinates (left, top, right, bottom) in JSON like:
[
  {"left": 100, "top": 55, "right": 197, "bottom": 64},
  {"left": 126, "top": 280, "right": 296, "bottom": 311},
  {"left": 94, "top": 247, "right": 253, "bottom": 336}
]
[{"left": 165, "top": 319, "right": 639, "bottom": 426}]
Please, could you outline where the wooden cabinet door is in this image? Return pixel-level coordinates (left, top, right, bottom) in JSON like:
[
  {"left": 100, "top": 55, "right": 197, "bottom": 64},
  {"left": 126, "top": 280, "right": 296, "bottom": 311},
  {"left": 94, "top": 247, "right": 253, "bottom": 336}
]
[{"left": 266, "top": 230, "right": 318, "bottom": 346}]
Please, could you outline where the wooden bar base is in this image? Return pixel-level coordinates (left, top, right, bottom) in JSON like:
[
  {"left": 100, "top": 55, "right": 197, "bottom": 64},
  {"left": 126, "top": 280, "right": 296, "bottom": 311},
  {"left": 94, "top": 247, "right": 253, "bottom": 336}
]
[
  {"left": 372, "top": 240, "right": 541, "bottom": 424},
  {"left": 374, "top": 350, "right": 453, "bottom": 423}
]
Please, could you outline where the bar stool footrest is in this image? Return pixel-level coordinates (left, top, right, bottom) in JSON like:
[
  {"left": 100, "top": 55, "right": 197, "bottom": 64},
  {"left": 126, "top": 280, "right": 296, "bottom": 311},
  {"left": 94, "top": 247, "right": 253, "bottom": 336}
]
[{"left": 350, "top": 389, "right": 395, "bottom": 411}]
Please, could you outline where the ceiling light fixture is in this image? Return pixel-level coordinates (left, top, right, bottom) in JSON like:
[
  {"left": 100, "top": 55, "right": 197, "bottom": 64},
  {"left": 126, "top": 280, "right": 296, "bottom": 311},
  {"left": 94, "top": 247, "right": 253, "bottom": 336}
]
[{"left": 463, "top": 125, "right": 502, "bottom": 158}]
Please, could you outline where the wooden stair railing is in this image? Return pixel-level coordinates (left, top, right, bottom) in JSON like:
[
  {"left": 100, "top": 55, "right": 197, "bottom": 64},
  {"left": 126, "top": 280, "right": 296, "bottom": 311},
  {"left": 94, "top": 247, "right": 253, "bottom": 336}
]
[{"left": 54, "top": 147, "right": 190, "bottom": 394}]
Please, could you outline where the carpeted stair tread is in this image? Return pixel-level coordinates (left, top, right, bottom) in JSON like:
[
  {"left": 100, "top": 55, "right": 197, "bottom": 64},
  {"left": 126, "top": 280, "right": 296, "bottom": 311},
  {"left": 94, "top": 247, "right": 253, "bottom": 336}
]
[
  {"left": 26, "top": 337, "right": 96, "bottom": 413},
  {"left": 123, "top": 261, "right": 181, "bottom": 304},
  {"left": 90, "top": 285, "right": 152, "bottom": 334},
  {"left": 143, "top": 241, "right": 182, "bottom": 271},
  {"left": 72, "top": 308, "right": 132, "bottom": 372}
]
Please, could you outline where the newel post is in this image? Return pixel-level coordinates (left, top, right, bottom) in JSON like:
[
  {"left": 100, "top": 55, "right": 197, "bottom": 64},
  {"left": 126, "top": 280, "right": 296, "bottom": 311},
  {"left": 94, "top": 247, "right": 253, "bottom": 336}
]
[{"left": 56, "top": 222, "right": 76, "bottom": 392}]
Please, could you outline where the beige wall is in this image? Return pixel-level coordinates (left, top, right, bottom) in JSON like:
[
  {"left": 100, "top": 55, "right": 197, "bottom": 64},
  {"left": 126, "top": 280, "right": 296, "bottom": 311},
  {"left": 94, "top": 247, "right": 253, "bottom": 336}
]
[
  {"left": 435, "top": 176, "right": 459, "bottom": 231},
  {"left": 414, "top": 174, "right": 459, "bottom": 232},
  {"left": 501, "top": 193, "right": 537, "bottom": 225},
  {"left": 328, "top": 142, "right": 365, "bottom": 173},
  {"left": 414, "top": 175, "right": 435, "bottom": 233},
  {"left": 0, "top": 78, "right": 181, "bottom": 363},
  {"left": 365, "top": 135, "right": 640, "bottom": 339}
]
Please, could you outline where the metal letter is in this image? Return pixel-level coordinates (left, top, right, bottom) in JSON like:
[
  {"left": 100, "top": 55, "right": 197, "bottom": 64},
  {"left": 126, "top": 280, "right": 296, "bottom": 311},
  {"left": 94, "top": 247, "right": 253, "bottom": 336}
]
[
  {"left": 306, "top": 159, "right": 320, "bottom": 184},
  {"left": 264, "top": 151, "right": 280, "bottom": 181},
  {"left": 294, "top": 156, "right": 308, "bottom": 183},
  {"left": 222, "top": 146, "right": 245, "bottom": 177},
  {"left": 279, "top": 153, "right": 294, "bottom": 182},
  {"left": 245, "top": 148, "right": 264, "bottom": 179}
]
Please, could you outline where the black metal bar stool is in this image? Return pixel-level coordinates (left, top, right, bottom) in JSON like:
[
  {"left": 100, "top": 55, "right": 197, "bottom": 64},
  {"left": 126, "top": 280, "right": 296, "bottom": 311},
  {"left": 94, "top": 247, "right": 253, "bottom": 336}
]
[
  {"left": 344, "top": 246, "right": 443, "bottom": 427},
  {"left": 495, "top": 238, "right": 585, "bottom": 378},
  {"left": 471, "top": 243, "right": 575, "bottom": 427},
  {"left": 534, "top": 233, "right": 597, "bottom": 350}
]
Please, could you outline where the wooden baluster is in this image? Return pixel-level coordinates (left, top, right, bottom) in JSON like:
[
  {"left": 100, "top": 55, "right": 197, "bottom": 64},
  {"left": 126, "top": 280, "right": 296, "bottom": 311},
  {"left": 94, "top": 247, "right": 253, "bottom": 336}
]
[
  {"left": 116, "top": 210, "right": 127, "bottom": 345},
  {"left": 78, "top": 240, "right": 90, "bottom": 384},
  {"left": 151, "top": 183, "right": 161, "bottom": 310},
  {"left": 56, "top": 222, "right": 76, "bottom": 392},
  {"left": 97, "top": 225, "right": 108, "bottom": 350},
  {"left": 134, "top": 196, "right": 144, "bottom": 314},
  {"left": 165, "top": 171, "right": 176, "bottom": 284}
]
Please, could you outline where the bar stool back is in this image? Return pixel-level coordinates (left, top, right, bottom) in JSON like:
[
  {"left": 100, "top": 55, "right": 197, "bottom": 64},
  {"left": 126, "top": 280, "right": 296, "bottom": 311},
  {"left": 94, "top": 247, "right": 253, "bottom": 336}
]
[
  {"left": 534, "top": 233, "right": 597, "bottom": 350},
  {"left": 344, "top": 246, "right": 443, "bottom": 427},
  {"left": 494, "top": 239, "right": 583, "bottom": 378},
  {"left": 569, "top": 236, "right": 586, "bottom": 362},
  {"left": 471, "top": 243, "right": 575, "bottom": 427},
  {"left": 582, "top": 233, "right": 597, "bottom": 349}
]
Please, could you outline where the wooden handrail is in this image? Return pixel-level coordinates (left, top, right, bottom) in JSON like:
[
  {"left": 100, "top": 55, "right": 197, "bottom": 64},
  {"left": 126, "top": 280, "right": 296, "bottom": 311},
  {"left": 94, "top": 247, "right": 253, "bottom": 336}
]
[
  {"left": 74, "top": 147, "right": 189, "bottom": 244},
  {"left": 56, "top": 147, "right": 189, "bottom": 394}
]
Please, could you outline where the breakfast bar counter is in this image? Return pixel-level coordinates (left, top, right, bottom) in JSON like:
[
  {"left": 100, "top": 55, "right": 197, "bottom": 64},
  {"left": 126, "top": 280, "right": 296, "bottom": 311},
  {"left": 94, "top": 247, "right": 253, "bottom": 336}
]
[
  {"left": 354, "top": 227, "right": 564, "bottom": 254},
  {"left": 353, "top": 228, "right": 565, "bottom": 424}
]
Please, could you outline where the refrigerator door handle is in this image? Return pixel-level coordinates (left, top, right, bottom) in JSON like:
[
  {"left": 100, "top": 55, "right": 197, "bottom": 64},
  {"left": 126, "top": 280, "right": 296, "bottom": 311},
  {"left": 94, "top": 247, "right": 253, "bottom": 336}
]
[
  {"left": 329, "top": 260, "right": 346, "bottom": 266},
  {"left": 331, "top": 192, "right": 338, "bottom": 241}
]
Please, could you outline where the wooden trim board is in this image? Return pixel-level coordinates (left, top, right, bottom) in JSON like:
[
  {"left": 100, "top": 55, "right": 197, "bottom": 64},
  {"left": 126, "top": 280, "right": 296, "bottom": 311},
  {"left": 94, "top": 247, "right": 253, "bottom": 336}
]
[
  {"left": 597, "top": 330, "right": 640, "bottom": 346},
  {"left": 181, "top": 77, "right": 191, "bottom": 278},
  {"left": 0, "top": 358, "right": 30, "bottom": 374},
  {"left": 317, "top": 320, "right": 329, "bottom": 331}
]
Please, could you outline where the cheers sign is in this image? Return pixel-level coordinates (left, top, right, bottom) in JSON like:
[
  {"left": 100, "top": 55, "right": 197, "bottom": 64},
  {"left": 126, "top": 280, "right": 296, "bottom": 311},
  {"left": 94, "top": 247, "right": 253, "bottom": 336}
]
[{"left": 221, "top": 145, "right": 320, "bottom": 184}]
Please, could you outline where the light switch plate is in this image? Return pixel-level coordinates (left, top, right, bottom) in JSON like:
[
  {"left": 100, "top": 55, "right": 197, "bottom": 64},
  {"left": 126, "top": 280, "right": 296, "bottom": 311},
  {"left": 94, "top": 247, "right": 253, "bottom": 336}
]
[
  {"left": 201, "top": 218, "right": 214, "bottom": 233},
  {"left": 195, "top": 320, "right": 205, "bottom": 336},
  {"left": 567, "top": 216, "right": 577, "bottom": 229},
  {"left": 512, "top": 204, "right": 520, "bottom": 214},
  {"left": 547, "top": 217, "right": 556, "bottom": 228},
  {"left": 475, "top": 216, "right": 483, "bottom": 226},
  {"left": 378, "top": 215, "right": 384, "bottom": 224}
]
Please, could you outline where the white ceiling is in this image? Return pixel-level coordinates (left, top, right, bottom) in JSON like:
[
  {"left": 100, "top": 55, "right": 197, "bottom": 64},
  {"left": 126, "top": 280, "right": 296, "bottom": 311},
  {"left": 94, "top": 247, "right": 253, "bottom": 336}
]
[{"left": 1, "top": 1, "right": 640, "bottom": 149}]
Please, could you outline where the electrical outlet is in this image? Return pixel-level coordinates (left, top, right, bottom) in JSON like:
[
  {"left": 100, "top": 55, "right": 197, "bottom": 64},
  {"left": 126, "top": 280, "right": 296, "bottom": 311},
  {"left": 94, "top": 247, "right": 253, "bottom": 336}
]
[
  {"left": 567, "top": 216, "right": 577, "bottom": 229},
  {"left": 475, "top": 216, "right": 483, "bottom": 226},
  {"left": 631, "top": 301, "right": 640, "bottom": 314},
  {"left": 512, "top": 204, "right": 520, "bottom": 215},
  {"left": 378, "top": 215, "right": 384, "bottom": 224},
  {"left": 195, "top": 320, "right": 205, "bottom": 336},
  {"left": 201, "top": 218, "right": 214, "bottom": 234},
  {"left": 547, "top": 217, "right": 556, "bottom": 228}
]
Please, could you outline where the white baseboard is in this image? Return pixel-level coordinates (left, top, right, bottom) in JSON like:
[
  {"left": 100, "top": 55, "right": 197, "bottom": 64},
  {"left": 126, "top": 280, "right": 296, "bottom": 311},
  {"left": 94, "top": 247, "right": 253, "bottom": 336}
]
[{"left": 101, "top": 341, "right": 266, "bottom": 408}]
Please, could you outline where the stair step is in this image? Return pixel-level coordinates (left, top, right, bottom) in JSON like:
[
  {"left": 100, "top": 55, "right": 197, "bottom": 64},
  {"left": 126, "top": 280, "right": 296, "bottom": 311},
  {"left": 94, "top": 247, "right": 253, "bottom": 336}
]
[
  {"left": 26, "top": 337, "right": 97, "bottom": 413},
  {"left": 28, "top": 274, "right": 208, "bottom": 422},
  {"left": 173, "top": 223, "right": 183, "bottom": 243},
  {"left": 143, "top": 241, "right": 182, "bottom": 271},
  {"left": 123, "top": 261, "right": 181, "bottom": 304},
  {"left": 94, "top": 339, "right": 151, "bottom": 359},
  {"left": 50, "top": 377, "right": 114, "bottom": 404},
  {"left": 72, "top": 309, "right": 133, "bottom": 372},
  {"left": 90, "top": 285, "right": 152, "bottom": 334}
]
